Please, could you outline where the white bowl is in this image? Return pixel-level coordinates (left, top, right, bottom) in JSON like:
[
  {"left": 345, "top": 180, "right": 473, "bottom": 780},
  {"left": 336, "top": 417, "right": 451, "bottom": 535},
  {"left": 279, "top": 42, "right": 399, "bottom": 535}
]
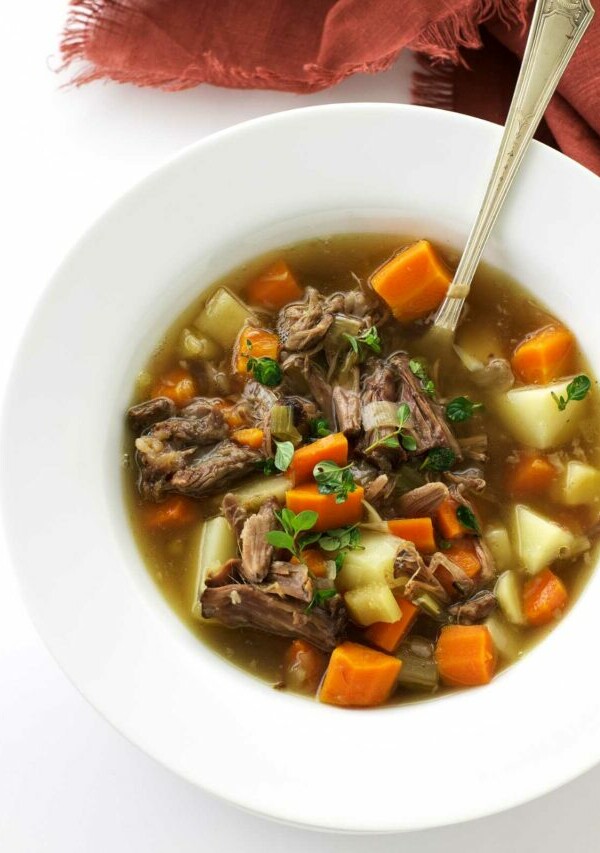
[{"left": 3, "top": 104, "right": 600, "bottom": 833}]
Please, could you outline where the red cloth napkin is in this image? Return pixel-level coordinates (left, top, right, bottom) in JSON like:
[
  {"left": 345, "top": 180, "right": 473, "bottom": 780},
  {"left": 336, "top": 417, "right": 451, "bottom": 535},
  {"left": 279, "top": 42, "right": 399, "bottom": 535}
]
[{"left": 62, "top": 0, "right": 600, "bottom": 175}]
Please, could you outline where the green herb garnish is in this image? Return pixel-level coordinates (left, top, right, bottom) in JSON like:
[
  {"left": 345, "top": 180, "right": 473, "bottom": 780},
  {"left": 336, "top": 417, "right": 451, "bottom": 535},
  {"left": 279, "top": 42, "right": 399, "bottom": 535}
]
[
  {"left": 343, "top": 325, "right": 382, "bottom": 360},
  {"left": 409, "top": 359, "right": 436, "bottom": 397},
  {"left": 420, "top": 447, "right": 456, "bottom": 471},
  {"left": 255, "top": 457, "right": 277, "bottom": 476},
  {"left": 456, "top": 505, "right": 480, "bottom": 533},
  {"left": 309, "top": 417, "right": 332, "bottom": 440},
  {"left": 313, "top": 460, "right": 357, "bottom": 504},
  {"left": 551, "top": 374, "right": 591, "bottom": 411},
  {"left": 317, "top": 524, "right": 362, "bottom": 553},
  {"left": 306, "top": 587, "right": 337, "bottom": 613},
  {"left": 274, "top": 440, "right": 294, "bottom": 472},
  {"left": 266, "top": 508, "right": 319, "bottom": 560},
  {"left": 445, "top": 396, "right": 484, "bottom": 423},
  {"left": 334, "top": 552, "right": 346, "bottom": 574},
  {"left": 247, "top": 356, "right": 282, "bottom": 387},
  {"left": 363, "top": 403, "right": 417, "bottom": 454}
]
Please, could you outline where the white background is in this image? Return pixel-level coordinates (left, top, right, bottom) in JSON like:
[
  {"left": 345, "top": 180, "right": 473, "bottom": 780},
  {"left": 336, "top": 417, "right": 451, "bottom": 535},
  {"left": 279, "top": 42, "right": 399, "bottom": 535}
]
[{"left": 1, "top": 2, "right": 599, "bottom": 850}]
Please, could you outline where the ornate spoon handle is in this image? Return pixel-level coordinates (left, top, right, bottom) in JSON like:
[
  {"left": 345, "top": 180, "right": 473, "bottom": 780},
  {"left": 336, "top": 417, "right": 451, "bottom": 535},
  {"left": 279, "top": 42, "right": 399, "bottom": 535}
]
[{"left": 434, "top": 0, "right": 595, "bottom": 334}]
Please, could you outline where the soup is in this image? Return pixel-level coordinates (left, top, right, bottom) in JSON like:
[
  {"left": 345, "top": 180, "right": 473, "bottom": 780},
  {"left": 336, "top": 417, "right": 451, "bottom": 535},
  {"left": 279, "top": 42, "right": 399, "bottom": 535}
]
[{"left": 124, "top": 234, "right": 599, "bottom": 707}]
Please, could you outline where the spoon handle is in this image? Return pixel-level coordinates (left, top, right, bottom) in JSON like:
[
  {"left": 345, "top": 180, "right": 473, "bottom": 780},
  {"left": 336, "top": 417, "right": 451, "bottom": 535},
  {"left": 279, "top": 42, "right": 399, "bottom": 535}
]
[{"left": 434, "top": 0, "right": 595, "bottom": 333}]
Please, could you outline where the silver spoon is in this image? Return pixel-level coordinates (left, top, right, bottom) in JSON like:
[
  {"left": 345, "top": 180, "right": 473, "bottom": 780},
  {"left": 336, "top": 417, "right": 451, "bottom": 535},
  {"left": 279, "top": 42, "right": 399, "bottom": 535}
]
[{"left": 433, "top": 0, "right": 594, "bottom": 337}]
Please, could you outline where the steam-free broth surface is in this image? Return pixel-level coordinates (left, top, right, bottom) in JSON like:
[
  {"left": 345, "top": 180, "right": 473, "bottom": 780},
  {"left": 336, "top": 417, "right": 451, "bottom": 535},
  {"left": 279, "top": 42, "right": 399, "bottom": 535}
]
[{"left": 124, "top": 234, "right": 599, "bottom": 706}]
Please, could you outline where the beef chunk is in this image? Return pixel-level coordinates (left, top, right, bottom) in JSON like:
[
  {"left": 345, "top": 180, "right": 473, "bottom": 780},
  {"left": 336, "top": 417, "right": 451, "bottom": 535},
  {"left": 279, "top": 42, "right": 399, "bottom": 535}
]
[
  {"left": 127, "top": 397, "right": 176, "bottom": 432},
  {"left": 337, "top": 288, "right": 387, "bottom": 323},
  {"left": 391, "top": 353, "right": 461, "bottom": 457},
  {"left": 240, "top": 498, "right": 278, "bottom": 583},
  {"left": 222, "top": 493, "right": 248, "bottom": 541},
  {"left": 458, "top": 434, "right": 488, "bottom": 463},
  {"left": 242, "top": 380, "right": 281, "bottom": 424},
  {"left": 448, "top": 590, "right": 497, "bottom": 624},
  {"left": 277, "top": 287, "right": 335, "bottom": 353},
  {"left": 364, "top": 473, "right": 391, "bottom": 506},
  {"left": 166, "top": 440, "right": 262, "bottom": 499},
  {"left": 146, "top": 413, "right": 228, "bottom": 447},
  {"left": 473, "top": 537, "right": 496, "bottom": 582},
  {"left": 333, "top": 385, "right": 361, "bottom": 436},
  {"left": 200, "top": 584, "right": 347, "bottom": 651},
  {"left": 397, "top": 482, "right": 449, "bottom": 516},
  {"left": 179, "top": 397, "right": 225, "bottom": 419},
  {"left": 397, "top": 544, "right": 450, "bottom": 603},
  {"left": 259, "top": 561, "right": 313, "bottom": 602},
  {"left": 359, "top": 359, "right": 401, "bottom": 470},
  {"left": 134, "top": 408, "right": 235, "bottom": 500},
  {"left": 445, "top": 468, "right": 486, "bottom": 494},
  {"left": 282, "top": 354, "right": 335, "bottom": 425}
]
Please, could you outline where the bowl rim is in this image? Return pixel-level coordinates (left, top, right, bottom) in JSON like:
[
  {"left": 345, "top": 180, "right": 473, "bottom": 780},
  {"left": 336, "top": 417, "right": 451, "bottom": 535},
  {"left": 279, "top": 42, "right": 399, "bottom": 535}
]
[{"left": 3, "top": 102, "right": 600, "bottom": 833}]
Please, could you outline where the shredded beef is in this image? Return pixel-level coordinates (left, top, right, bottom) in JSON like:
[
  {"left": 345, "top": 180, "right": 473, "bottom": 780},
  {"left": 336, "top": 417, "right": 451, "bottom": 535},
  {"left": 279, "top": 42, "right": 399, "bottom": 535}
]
[
  {"left": 127, "top": 397, "right": 176, "bottom": 432},
  {"left": 448, "top": 590, "right": 497, "bottom": 624},
  {"left": 259, "top": 561, "right": 313, "bottom": 602},
  {"left": 277, "top": 287, "right": 335, "bottom": 354},
  {"left": 397, "top": 482, "right": 449, "bottom": 516},
  {"left": 166, "top": 440, "right": 262, "bottom": 499},
  {"left": 240, "top": 498, "right": 279, "bottom": 583},
  {"left": 200, "top": 584, "right": 347, "bottom": 651},
  {"left": 391, "top": 353, "right": 462, "bottom": 457}
]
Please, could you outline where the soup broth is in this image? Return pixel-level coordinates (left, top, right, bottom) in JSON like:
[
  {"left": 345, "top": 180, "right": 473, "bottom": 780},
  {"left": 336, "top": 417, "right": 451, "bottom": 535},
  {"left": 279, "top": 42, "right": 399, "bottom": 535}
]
[{"left": 124, "top": 234, "right": 599, "bottom": 707}]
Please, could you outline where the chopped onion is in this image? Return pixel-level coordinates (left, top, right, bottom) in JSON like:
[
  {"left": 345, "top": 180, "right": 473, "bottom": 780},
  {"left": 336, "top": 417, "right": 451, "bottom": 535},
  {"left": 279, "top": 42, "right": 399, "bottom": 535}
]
[
  {"left": 362, "top": 401, "right": 398, "bottom": 431},
  {"left": 361, "top": 499, "right": 384, "bottom": 524},
  {"left": 324, "top": 560, "right": 337, "bottom": 581},
  {"left": 328, "top": 314, "right": 363, "bottom": 344},
  {"left": 336, "top": 349, "right": 360, "bottom": 389},
  {"left": 359, "top": 521, "right": 389, "bottom": 533},
  {"left": 453, "top": 344, "right": 484, "bottom": 372},
  {"left": 414, "top": 592, "right": 445, "bottom": 620}
]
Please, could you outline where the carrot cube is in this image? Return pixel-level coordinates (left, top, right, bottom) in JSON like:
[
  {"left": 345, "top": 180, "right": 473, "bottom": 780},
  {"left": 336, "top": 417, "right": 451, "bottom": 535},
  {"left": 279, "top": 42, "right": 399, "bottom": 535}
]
[
  {"left": 369, "top": 240, "right": 452, "bottom": 322},
  {"left": 364, "top": 595, "right": 419, "bottom": 653},
  {"left": 319, "top": 642, "right": 402, "bottom": 707}
]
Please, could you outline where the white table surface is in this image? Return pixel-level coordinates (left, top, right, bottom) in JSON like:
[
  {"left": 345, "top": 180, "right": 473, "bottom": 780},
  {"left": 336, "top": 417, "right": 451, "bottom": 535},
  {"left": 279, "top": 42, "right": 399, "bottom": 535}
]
[{"left": 2, "top": 2, "right": 599, "bottom": 850}]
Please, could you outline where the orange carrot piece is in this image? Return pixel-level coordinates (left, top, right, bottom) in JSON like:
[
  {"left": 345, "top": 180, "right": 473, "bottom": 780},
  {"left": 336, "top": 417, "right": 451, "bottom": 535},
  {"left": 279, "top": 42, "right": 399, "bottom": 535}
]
[
  {"left": 234, "top": 325, "right": 280, "bottom": 375},
  {"left": 511, "top": 324, "right": 574, "bottom": 385},
  {"left": 232, "top": 428, "right": 264, "bottom": 449},
  {"left": 284, "top": 639, "right": 327, "bottom": 694},
  {"left": 142, "top": 495, "right": 199, "bottom": 530},
  {"left": 245, "top": 260, "right": 303, "bottom": 311},
  {"left": 506, "top": 453, "right": 558, "bottom": 496},
  {"left": 435, "top": 625, "right": 496, "bottom": 687},
  {"left": 364, "top": 595, "right": 419, "bottom": 653},
  {"left": 444, "top": 540, "right": 481, "bottom": 577},
  {"left": 387, "top": 517, "right": 436, "bottom": 553},
  {"left": 435, "top": 539, "right": 481, "bottom": 596},
  {"left": 523, "top": 568, "right": 568, "bottom": 626},
  {"left": 300, "top": 548, "right": 329, "bottom": 578},
  {"left": 435, "top": 498, "right": 474, "bottom": 540},
  {"left": 290, "top": 433, "right": 348, "bottom": 485},
  {"left": 151, "top": 368, "right": 198, "bottom": 407},
  {"left": 369, "top": 240, "right": 452, "bottom": 322},
  {"left": 285, "top": 483, "right": 364, "bottom": 531},
  {"left": 217, "top": 401, "right": 248, "bottom": 430},
  {"left": 319, "top": 641, "right": 402, "bottom": 707}
]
